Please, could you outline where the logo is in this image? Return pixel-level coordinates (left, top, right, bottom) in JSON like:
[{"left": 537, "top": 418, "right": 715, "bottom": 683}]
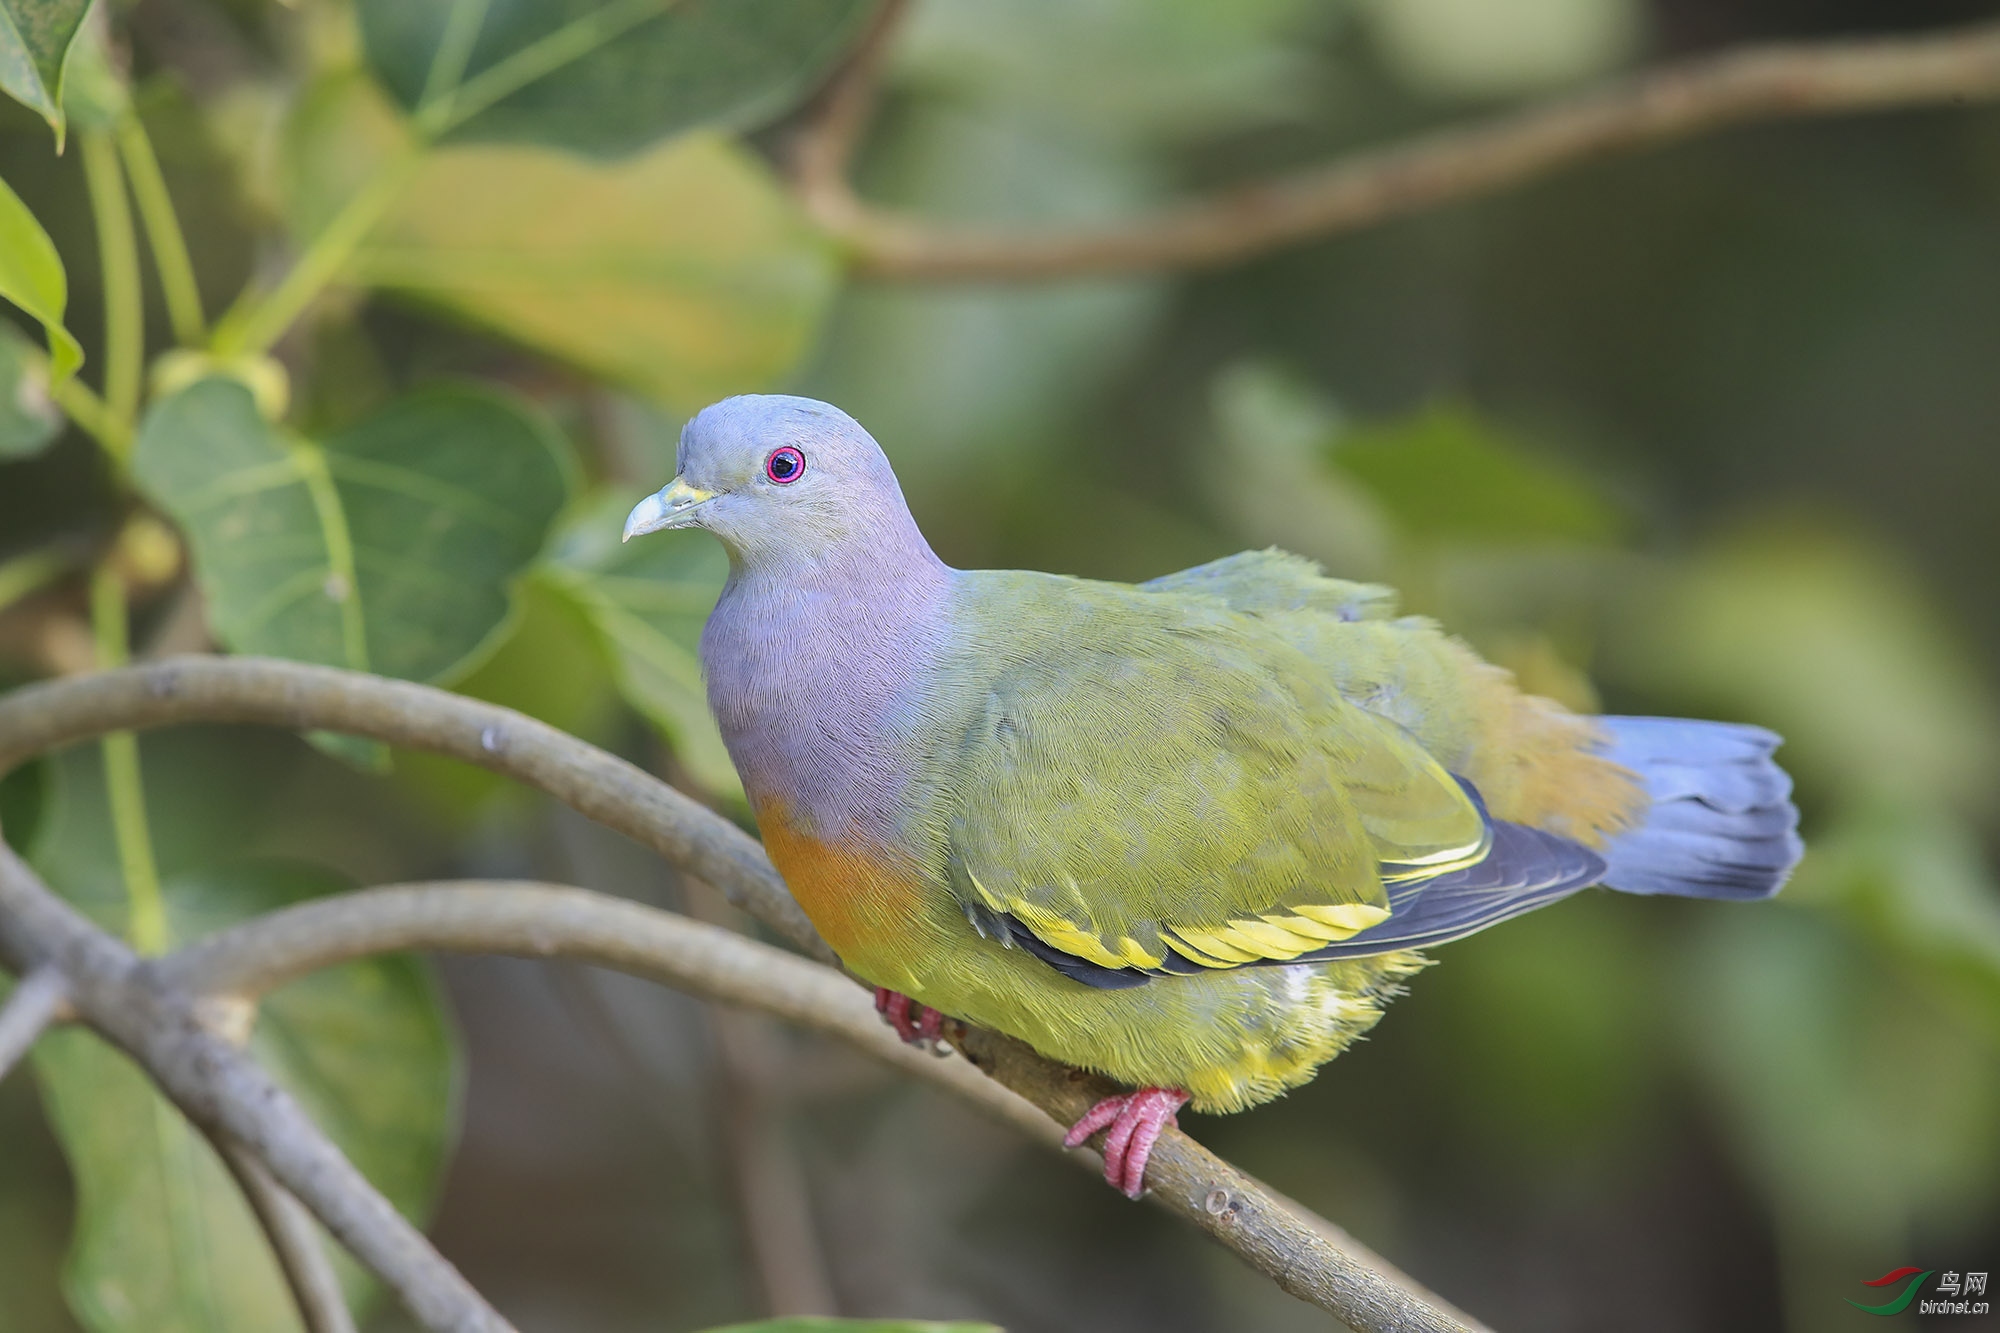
[{"left": 1849, "top": 1268, "right": 1990, "bottom": 1318}]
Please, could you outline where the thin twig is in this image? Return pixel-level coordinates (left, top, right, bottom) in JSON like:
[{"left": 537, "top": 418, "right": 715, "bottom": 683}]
[
  {"left": 0, "top": 966, "right": 68, "bottom": 1081},
  {"left": 215, "top": 1136, "right": 360, "bottom": 1333},
  {"left": 157, "top": 882, "right": 1485, "bottom": 1333},
  {"left": 0, "top": 656, "right": 828, "bottom": 962},
  {"left": 811, "top": 19, "right": 2000, "bottom": 281},
  {"left": 0, "top": 661, "right": 1486, "bottom": 1332},
  {"left": 788, "top": 0, "right": 912, "bottom": 212},
  {"left": 0, "top": 843, "right": 512, "bottom": 1333}
]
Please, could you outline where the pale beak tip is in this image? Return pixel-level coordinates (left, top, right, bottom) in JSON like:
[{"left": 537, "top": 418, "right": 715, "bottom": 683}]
[
  {"left": 622, "top": 489, "right": 672, "bottom": 542},
  {"left": 624, "top": 478, "right": 715, "bottom": 541}
]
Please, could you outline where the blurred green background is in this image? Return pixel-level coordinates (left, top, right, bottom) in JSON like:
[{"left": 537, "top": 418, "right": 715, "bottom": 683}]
[{"left": 2, "top": 1, "right": 1998, "bottom": 1331}]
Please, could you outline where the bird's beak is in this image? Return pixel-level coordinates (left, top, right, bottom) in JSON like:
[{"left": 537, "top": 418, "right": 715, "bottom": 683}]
[{"left": 623, "top": 477, "right": 718, "bottom": 541}]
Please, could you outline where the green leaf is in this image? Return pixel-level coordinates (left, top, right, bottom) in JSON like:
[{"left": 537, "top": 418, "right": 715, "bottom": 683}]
[
  {"left": 23, "top": 742, "right": 461, "bottom": 1333},
  {"left": 30, "top": 730, "right": 298, "bottom": 902},
  {"left": 55, "top": 19, "right": 129, "bottom": 134},
  {"left": 0, "top": 173, "right": 83, "bottom": 383},
  {"left": 542, "top": 488, "right": 738, "bottom": 796},
  {"left": 901, "top": 0, "right": 1324, "bottom": 144},
  {"left": 186, "top": 864, "right": 460, "bottom": 1254},
  {"left": 358, "top": 0, "right": 878, "bottom": 157},
  {"left": 0, "top": 754, "right": 49, "bottom": 855},
  {"left": 0, "top": 320, "right": 61, "bottom": 458},
  {"left": 131, "top": 378, "right": 571, "bottom": 684},
  {"left": 1328, "top": 402, "right": 1624, "bottom": 547},
  {"left": 359, "top": 133, "right": 836, "bottom": 410},
  {"left": 0, "top": 0, "right": 91, "bottom": 142},
  {"left": 34, "top": 861, "right": 459, "bottom": 1333},
  {"left": 1787, "top": 801, "right": 2000, "bottom": 1046},
  {"left": 698, "top": 1322, "right": 1004, "bottom": 1333},
  {"left": 1608, "top": 521, "right": 2000, "bottom": 811},
  {"left": 1360, "top": 0, "right": 1641, "bottom": 99},
  {"left": 1680, "top": 902, "right": 2000, "bottom": 1249},
  {"left": 36, "top": 1031, "right": 307, "bottom": 1333},
  {"left": 391, "top": 574, "right": 622, "bottom": 821},
  {"left": 276, "top": 71, "right": 413, "bottom": 249},
  {"left": 280, "top": 75, "right": 835, "bottom": 410},
  {"left": 1205, "top": 361, "right": 1391, "bottom": 579}
]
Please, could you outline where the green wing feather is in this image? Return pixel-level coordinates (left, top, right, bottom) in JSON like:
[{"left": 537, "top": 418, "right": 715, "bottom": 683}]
[
  {"left": 1141, "top": 548, "right": 1398, "bottom": 621},
  {"left": 940, "top": 571, "right": 1486, "bottom": 973}
]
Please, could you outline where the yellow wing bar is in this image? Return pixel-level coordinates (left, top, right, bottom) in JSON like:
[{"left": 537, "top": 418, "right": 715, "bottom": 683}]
[{"left": 1161, "top": 903, "right": 1392, "bottom": 969}]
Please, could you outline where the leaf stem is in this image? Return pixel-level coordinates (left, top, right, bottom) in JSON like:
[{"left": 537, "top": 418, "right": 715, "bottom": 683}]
[
  {"left": 116, "top": 111, "right": 206, "bottom": 347},
  {"left": 208, "top": 148, "right": 421, "bottom": 358},
  {"left": 211, "top": 0, "right": 675, "bottom": 360},
  {"left": 287, "top": 442, "right": 370, "bottom": 672},
  {"left": 415, "top": 0, "right": 673, "bottom": 139},
  {"left": 417, "top": 0, "right": 495, "bottom": 117},
  {"left": 48, "top": 372, "right": 132, "bottom": 458},
  {"left": 0, "top": 546, "right": 76, "bottom": 619},
  {"left": 80, "top": 129, "right": 145, "bottom": 435},
  {"left": 89, "top": 564, "right": 168, "bottom": 954}
]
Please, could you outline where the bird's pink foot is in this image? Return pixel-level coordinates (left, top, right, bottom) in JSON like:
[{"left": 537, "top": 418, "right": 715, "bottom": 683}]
[
  {"left": 1063, "top": 1087, "right": 1190, "bottom": 1199},
  {"left": 874, "top": 987, "right": 945, "bottom": 1048}
]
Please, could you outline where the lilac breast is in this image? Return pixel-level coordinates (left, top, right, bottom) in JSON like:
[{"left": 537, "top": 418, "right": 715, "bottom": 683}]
[{"left": 701, "top": 555, "right": 958, "bottom": 847}]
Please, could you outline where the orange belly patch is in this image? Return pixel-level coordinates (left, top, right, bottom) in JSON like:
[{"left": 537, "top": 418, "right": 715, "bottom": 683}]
[{"left": 754, "top": 796, "right": 933, "bottom": 970}]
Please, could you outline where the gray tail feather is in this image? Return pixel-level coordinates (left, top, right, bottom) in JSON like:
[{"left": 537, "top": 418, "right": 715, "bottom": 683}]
[{"left": 1597, "top": 716, "right": 1803, "bottom": 900}]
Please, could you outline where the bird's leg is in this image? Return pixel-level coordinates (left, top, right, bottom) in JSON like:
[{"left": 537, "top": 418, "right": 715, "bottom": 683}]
[
  {"left": 873, "top": 987, "right": 945, "bottom": 1048},
  {"left": 1063, "top": 1087, "right": 1190, "bottom": 1200}
]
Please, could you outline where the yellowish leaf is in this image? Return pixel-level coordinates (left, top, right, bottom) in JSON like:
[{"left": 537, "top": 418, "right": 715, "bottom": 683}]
[{"left": 357, "top": 133, "right": 836, "bottom": 409}]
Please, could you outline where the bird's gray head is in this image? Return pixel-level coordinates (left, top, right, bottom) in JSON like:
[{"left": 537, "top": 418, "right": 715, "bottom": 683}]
[{"left": 623, "top": 395, "right": 928, "bottom": 567}]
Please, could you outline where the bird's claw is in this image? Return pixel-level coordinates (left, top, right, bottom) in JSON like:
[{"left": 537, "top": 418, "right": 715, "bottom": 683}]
[
  {"left": 1063, "top": 1087, "right": 1190, "bottom": 1199},
  {"left": 874, "top": 987, "right": 950, "bottom": 1053}
]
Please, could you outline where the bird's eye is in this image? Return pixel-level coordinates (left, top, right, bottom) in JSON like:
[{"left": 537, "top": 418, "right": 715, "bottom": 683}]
[{"left": 765, "top": 447, "right": 805, "bottom": 484}]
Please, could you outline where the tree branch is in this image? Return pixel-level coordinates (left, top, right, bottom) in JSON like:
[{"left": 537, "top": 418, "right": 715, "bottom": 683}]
[
  {"left": 0, "top": 660, "right": 1487, "bottom": 1332},
  {"left": 215, "top": 1137, "right": 360, "bottom": 1333},
  {"left": 0, "top": 843, "right": 512, "bottom": 1333},
  {"left": 0, "top": 965, "right": 69, "bottom": 1082},
  {"left": 0, "top": 656, "right": 831, "bottom": 964},
  {"left": 947, "top": 1023, "right": 1481, "bottom": 1333},
  {"left": 157, "top": 880, "right": 1064, "bottom": 1148},
  {"left": 158, "top": 883, "right": 1486, "bottom": 1333},
  {"left": 814, "top": 18, "right": 2000, "bottom": 281}
]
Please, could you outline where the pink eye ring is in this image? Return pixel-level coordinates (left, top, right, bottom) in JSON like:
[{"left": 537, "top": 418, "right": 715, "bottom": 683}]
[{"left": 765, "top": 447, "right": 805, "bottom": 484}]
